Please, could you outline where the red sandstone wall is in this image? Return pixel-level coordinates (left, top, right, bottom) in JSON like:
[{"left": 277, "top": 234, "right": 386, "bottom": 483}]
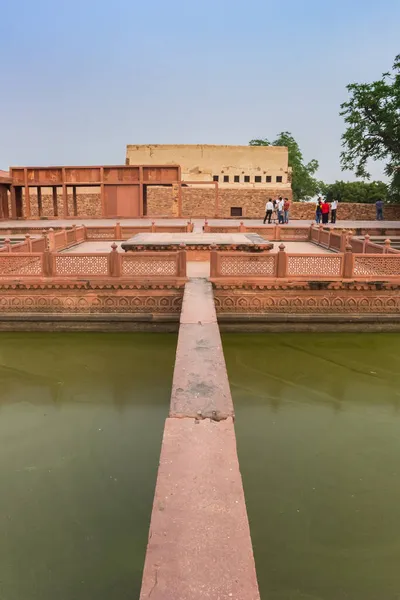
[
  {"left": 147, "top": 186, "right": 179, "bottom": 217},
  {"left": 181, "top": 188, "right": 293, "bottom": 218},
  {"left": 8, "top": 187, "right": 400, "bottom": 221},
  {"left": 218, "top": 188, "right": 293, "bottom": 219},
  {"left": 182, "top": 188, "right": 215, "bottom": 217},
  {"left": 291, "top": 202, "right": 400, "bottom": 221},
  {"left": 27, "top": 193, "right": 101, "bottom": 218},
  {"left": 151, "top": 187, "right": 400, "bottom": 220}
]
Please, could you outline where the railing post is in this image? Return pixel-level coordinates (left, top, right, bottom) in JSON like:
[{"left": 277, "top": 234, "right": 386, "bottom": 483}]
[
  {"left": 25, "top": 234, "right": 33, "bottom": 252},
  {"left": 108, "top": 243, "right": 121, "bottom": 277},
  {"left": 203, "top": 219, "right": 210, "bottom": 233},
  {"left": 178, "top": 243, "right": 187, "bottom": 277},
  {"left": 4, "top": 238, "right": 12, "bottom": 253},
  {"left": 343, "top": 244, "right": 353, "bottom": 278},
  {"left": 276, "top": 243, "right": 287, "bottom": 277},
  {"left": 42, "top": 230, "right": 50, "bottom": 251},
  {"left": 115, "top": 221, "right": 121, "bottom": 239},
  {"left": 239, "top": 221, "right": 246, "bottom": 233},
  {"left": 363, "top": 233, "right": 370, "bottom": 254},
  {"left": 62, "top": 227, "right": 67, "bottom": 248},
  {"left": 340, "top": 229, "right": 348, "bottom": 252},
  {"left": 384, "top": 239, "right": 391, "bottom": 254},
  {"left": 71, "top": 224, "right": 77, "bottom": 243},
  {"left": 317, "top": 224, "right": 323, "bottom": 245},
  {"left": 42, "top": 249, "right": 53, "bottom": 277},
  {"left": 210, "top": 243, "right": 218, "bottom": 277},
  {"left": 274, "top": 224, "right": 281, "bottom": 241},
  {"left": 151, "top": 221, "right": 156, "bottom": 233},
  {"left": 48, "top": 228, "right": 56, "bottom": 251}
]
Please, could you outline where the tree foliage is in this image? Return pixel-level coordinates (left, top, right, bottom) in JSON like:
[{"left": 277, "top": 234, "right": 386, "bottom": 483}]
[
  {"left": 340, "top": 54, "right": 400, "bottom": 200},
  {"left": 319, "top": 180, "right": 388, "bottom": 204},
  {"left": 249, "top": 132, "right": 319, "bottom": 201}
]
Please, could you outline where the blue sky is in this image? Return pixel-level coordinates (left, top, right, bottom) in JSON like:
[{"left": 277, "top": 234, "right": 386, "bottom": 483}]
[{"left": 0, "top": 0, "right": 399, "bottom": 182}]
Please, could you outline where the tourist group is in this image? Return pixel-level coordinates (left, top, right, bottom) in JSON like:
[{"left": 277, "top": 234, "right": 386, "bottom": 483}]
[
  {"left": 263, "top": 197, "right": 385, "bottom": 225},
  {"left": 263, "top": 197, "right": 291, "bottom": 224}
]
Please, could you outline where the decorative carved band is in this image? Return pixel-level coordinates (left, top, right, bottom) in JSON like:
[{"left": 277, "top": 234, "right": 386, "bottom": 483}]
[{"left": 214, "top": 289, "right": 400, "bottom": 313}]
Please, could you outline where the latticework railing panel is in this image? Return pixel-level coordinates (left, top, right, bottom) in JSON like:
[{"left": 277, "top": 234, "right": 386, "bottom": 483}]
[
  {"left": 54, "top": 254, "right": 109, "bottom": 276},
  {"left": 219, "top": 255, "right": 276, "bottom": 276},
  {"left": 0, "top": 255, "right": 43, "bottom": 276},
  {"left": 287, "top": 255, "right": 343, "bottom": 277},
  {"left": 353, "top": 256, "right": 400, "bottom": 277},
  {"left": 121, "top": 255, "right": 178, "bottom": 276}
]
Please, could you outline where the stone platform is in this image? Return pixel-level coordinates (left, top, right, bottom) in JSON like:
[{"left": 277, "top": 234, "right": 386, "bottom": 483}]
[{"left": 121, "top": 232, "right": 273, "bottom": 252}]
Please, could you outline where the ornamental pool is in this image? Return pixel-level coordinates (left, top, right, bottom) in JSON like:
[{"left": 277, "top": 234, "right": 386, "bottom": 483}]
[
  {"left": 0, "top": 333, "right": 176, "bottom": 600},
  {"left": 224, "top": 333, "right": 400, "bottom": 600}
]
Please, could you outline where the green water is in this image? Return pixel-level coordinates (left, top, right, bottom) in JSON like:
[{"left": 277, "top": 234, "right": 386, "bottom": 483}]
[
  {"left": 223, "top": 333, "right": 400, "bottom": 600},
  {"left": 0, "top": 333, "right": 176, "bottom": 600}
]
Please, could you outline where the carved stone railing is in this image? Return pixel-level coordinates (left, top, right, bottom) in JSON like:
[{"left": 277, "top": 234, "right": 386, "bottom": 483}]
[
  {"left": 210, "top": 245, "right": 400, "bottom": 281},
  {"left": 353, "top": 255, "right": 400, "bottom": 277},
  {"left": 0, "top": 253, "right": 44, "bottom": 276},
  {"left": 0, "top": 246, "right": 187, "bottom": 279},
  {"left": 86, "top": 222, "right": 193, "bottom": 240},
  {"left": 311, "top": 225, "right": 400, "bottom": 255},
  {"left": 212, "top": 252, "right": 277, "bottom": 277},
  {"left": 204, "top": 220, "right": 310, "bottom": 241},
  {"left": 286, "top": 254, "right": 343, "bottom": 277}
]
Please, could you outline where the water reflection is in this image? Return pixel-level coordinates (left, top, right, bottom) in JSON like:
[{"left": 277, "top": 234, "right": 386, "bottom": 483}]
[{"left": 224, "top": 333, "right": 400, "bottom": 600}]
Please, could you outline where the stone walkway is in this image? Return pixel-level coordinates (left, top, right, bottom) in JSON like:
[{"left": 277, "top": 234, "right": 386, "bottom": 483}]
[{"left": 139, "top": 279, "right": 260, "bottom": 599}]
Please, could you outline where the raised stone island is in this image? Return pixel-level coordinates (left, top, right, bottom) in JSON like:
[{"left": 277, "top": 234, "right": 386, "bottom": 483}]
[{"left": 121, "top": 232, "right": 273, "bottom": 252}]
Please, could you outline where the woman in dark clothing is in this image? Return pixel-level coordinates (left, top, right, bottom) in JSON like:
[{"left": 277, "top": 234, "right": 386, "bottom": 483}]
[{"left": 315, "top": 198, "right": 322, "bottom": 224}]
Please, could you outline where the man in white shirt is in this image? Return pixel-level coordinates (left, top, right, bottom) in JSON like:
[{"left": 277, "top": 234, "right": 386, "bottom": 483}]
[
  {"left": 263, "top": 199, "right": 274, "bottom": 224},
  {"left": 277, "top": 196, "right": 285, "bottom": 224},
  {"left": 331, "top": 199, "right": 338, "bottom": 224}
]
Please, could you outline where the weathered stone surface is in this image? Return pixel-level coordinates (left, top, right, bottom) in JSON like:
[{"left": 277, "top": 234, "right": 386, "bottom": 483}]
[
  {"left": 21, "top": 188, "right": 400, "bottom": 220},
  {"left": 171, "top": 323, "right": 233, "bottom": 419},
  {"left": 170, "top": 279, "right": 233, "bottom": 419},
  {"left": 145, "top": 187, "right": 400, "bottom": 220},
  {"left": 139, "top": 418, "right": 260, "bottom": 600},
  {"left": 180, "top": 277, "right": 216, "bottom": 325}
]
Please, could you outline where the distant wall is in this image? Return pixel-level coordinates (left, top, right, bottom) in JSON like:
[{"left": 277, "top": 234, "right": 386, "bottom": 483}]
[
  {"left": 126, "top": 144, "right": 291, "bottom": 188},
  {"left": 6, "top": 187, "right": 400, "bottom": 221},
  {"left": 147, "top": 187, "right": 400, "bottom": 220},
  {"left": 23, "top": 191, "right": 101, "bottom": 218}
]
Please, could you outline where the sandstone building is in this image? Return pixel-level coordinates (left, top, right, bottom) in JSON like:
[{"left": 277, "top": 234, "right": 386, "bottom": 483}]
[{"left": 126, "top": 144, "right": 292, "bottom": 190}]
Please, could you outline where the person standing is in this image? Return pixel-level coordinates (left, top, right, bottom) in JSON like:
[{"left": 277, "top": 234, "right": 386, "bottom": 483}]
[
  {"left": 376, "top": 199, "right": 384, "bottom": 221},
  {"left": 321, "top": 199, "right": 330, "bottom": 224},
  {"left": 277, "top": 196, "right": 284, "bottom": 224},
  {"left": 331, "top": 199, "right": 338, "bottom": 224},
  {"left": 283, "top": 197, "right": 290, "bottom": 224},
  {"left": 263, "top": 198, "right": 274, "bottom": 224},
  {"left": 315, "top": 198, "right": 322, "bottom": 224}
]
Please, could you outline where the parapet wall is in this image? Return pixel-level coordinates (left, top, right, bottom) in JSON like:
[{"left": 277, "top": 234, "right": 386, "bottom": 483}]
[
  {"left": 147, "top": 188, "right": 400, "bottom": 220},
  {"left": 7, "top": 188, "right": 400, "bottom": 220}
]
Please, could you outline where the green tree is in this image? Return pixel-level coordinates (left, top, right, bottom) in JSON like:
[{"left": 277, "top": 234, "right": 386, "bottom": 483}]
[
  {"left": 322, "top": 180, "right": 388, "bottom": 203},
  {"left": 340, "top": 54, "right": 400, "bottom": 201},
  {"left": 249, "top": 132, "right": 319, "bottom": 201}
]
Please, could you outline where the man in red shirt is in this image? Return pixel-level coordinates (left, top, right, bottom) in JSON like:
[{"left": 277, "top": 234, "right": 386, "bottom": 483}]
[{"left": 321, "top": 199, "right": 330, "bottom": 224}]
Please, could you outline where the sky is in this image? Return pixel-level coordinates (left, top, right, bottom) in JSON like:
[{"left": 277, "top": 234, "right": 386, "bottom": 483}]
[{"left": 0, "top": 0, "right": 399, "bottom": 183}]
